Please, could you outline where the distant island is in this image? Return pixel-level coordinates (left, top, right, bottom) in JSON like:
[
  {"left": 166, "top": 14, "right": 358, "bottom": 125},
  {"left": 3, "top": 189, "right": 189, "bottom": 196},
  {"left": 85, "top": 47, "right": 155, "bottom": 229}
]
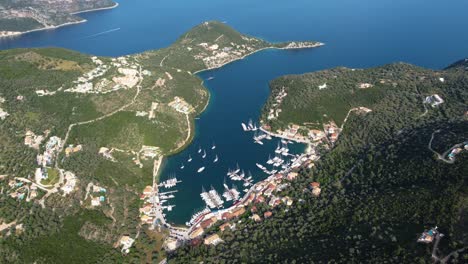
[
  {"left": 0, "top": 0, "right": 118, "bottom": 38},
  {"left": 0, "top": 21, "right": 322, "bottom": 263}
]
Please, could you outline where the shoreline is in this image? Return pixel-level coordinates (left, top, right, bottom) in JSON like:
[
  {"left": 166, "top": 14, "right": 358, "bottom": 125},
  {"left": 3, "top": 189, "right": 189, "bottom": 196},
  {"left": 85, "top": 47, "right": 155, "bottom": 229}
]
[
  {"left": 71, "top": 2, "right": 120, "bottom": 15},
  {"left": 259, "top": 126, "right": 310, "bottom": 144},
  {"left": 193, "top": 42, "right": 324, "bottom": 74},
  {"left": 162, "top": 79, "right": 210, "bottom": 157},
  {"left": 152, "top": 155, "right": 164, "bottom": 187},
  {"left": 0, "top": 2, "right": 119, "bottom": 39},
  {"left": 166, "top": 114, "right": 195, "bottom": 156},
  {"left": 0, "top": 20, "right": 87, "bottom": 39}
]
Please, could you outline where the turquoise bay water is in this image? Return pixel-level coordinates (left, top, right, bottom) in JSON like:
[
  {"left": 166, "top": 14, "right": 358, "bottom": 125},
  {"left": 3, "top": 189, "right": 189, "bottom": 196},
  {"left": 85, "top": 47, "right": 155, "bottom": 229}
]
[{"left": 1, "top": 0, "right": 468, "bottom": 224}]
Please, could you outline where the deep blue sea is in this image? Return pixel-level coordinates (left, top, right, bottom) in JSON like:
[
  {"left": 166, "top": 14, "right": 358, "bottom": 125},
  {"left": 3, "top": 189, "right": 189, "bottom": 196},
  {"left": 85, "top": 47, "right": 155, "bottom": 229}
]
[{"left": 1, "top": 0, "right": 467, "bottom": 224}]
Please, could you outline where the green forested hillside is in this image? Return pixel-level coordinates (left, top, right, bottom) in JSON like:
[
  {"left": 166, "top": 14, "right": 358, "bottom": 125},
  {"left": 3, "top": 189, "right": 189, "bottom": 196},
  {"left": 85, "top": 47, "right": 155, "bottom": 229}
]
[
  {"left": 0, "top": 22, "right": 320, "bottom": 263},
  {"left": 171, "top": 61, "right": 468, "bottom": 263}
]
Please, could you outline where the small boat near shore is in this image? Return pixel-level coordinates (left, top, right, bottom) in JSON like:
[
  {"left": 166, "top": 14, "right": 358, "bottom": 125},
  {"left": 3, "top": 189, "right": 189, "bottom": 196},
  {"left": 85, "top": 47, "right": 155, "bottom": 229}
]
[{"left": 187, "top": 154, "right": 192, "bottom": 162}]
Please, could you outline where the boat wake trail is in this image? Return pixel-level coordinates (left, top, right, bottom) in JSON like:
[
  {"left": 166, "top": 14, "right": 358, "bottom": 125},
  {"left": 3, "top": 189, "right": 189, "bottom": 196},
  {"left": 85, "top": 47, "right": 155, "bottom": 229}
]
[{"left": 82, "top": 28, "right": 120, "bottom": 39}]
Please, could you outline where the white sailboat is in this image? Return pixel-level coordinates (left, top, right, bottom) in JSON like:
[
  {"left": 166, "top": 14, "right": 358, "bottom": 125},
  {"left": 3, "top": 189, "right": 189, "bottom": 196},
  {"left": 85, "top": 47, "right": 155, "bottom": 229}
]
[
  {"left": 187, "top": 154, "right": 192, "bottom": 162},
  {"left": 202, "top": 150, "right": 207, "bottom": 159},
  {"left": 240, "top": 170, "right": 245, "bottom": 178},
  {"left": 233, "top": 163, "right": 240, "bottom": 174},
  {"left": 211, "top": 142, "right": 216, "bottom": 150},
  {"left": 213, "top": 155, "right": 219, "bottom": 163},
  {"left": 198, "top": 146, "right": 202, "bottom": 153},
  {"left": 256, "top": 163, "right": 266, "bottom": 170},
  {"left": 252, "top": 123, "right": 258, "bottom": 131},
  {"left": 197, "top": 167, "right": 205, "bottom": 173},
  {"left": 267, "top": 155, "right": 274, "bottom": 164},
  {"left": 248, "top": 119, "right": 253, "bottom": 130},
  {"left": 241, "top": 123, "right": 248, "bottom": 131},
  {"left": 180, "top": 163, "right": 185, "bottom": 169},
  {"left": 275, "top": 142, "right": 282, "bottom": 153}
]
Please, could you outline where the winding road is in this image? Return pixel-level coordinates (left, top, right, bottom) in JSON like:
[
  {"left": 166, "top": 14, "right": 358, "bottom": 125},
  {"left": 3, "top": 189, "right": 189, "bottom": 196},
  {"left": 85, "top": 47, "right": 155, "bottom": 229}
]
[{"left": 428, "top": 130, "right": 467, "bottom": 164}]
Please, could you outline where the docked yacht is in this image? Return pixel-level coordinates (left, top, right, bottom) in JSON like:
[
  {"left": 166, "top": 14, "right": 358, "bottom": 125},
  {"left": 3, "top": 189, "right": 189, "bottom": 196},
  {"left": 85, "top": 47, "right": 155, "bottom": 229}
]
[
  {"left": 241, "top": 123, "right": 248, "bottom": 131},
  {"left": 233, "top": 164, "right": 241, "bottom": 174},
  {"left": 256, "top": 163, "right": 266, "bottom": 170},
  {"left": 186, "top": 207, "right": 211, "bottom": 226},
  {"left": 267, "top": 155, "right": 274, "bottom": 164}
]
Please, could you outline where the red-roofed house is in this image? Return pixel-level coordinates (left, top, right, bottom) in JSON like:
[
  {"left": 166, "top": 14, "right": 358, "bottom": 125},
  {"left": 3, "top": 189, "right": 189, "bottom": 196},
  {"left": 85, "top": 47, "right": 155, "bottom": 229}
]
[
  {"left": 310, "top": 182, "right": 320, "bottom": 188},
  {"left": 219, "top": 222, "right": 232, "bottom": 232},
  {"left": 255, "top": 195, "right": 266, "bottom": 204},
  {"left": 222, "top": 212, "right": 232, "bottom": 220},
  {"left": 200, "top": 216, "right": 217, "bottom": 229}
]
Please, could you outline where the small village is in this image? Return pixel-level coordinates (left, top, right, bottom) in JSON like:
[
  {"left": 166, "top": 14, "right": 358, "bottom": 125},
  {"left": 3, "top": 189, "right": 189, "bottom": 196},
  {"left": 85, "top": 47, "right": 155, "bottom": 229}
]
[
  {"left": 261, "top": 121, "right": 341, "bottom": 146},
  {"left": 129, "top": 122, "right": 330, "bottom": 254},
  {"left": 0, "top": 130, "right": 82, "bottom": 207},
  {"left": 188, "top": 24, "right": 321, "bottom": 71},
  {"left": 194, "top": 33, "right": 264, "bottom": 70},
  {"left": 36, "top": 56, "right": 148, "bottom": 95}
]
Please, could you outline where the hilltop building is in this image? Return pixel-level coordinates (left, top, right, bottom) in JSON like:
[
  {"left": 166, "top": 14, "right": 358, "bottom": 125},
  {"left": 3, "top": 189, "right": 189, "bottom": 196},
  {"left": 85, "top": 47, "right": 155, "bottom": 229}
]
[{"left": 425, "top": 94, "right": 444, "bottom": 107}]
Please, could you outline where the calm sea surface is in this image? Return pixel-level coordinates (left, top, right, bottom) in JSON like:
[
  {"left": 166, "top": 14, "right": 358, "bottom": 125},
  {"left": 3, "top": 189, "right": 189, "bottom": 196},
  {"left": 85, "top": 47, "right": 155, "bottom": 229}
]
[{"left": 1, "top": 0, "right": 467, "bottom": 224}]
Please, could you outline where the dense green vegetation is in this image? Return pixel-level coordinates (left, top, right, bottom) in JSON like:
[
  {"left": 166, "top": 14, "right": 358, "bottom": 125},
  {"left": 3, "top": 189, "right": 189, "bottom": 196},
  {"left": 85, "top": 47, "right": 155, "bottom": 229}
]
[
  {"left": 0, "top": 17, "right": 42, "bottom": 32},
  {"left": 171, "top": 61, "right": 468, "bottom": 263},
  {"left": 0, "top": 22, "right": 316, "bottom": 263},
  {"left": 262, "top": 62, "right": 466, "bottom": 131}
]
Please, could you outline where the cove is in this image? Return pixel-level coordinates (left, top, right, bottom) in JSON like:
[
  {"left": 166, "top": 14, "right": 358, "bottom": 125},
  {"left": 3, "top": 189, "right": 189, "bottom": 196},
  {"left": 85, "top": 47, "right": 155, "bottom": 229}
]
[{"left": 1, "top": 0, "right": 468, "bottom": 225}]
